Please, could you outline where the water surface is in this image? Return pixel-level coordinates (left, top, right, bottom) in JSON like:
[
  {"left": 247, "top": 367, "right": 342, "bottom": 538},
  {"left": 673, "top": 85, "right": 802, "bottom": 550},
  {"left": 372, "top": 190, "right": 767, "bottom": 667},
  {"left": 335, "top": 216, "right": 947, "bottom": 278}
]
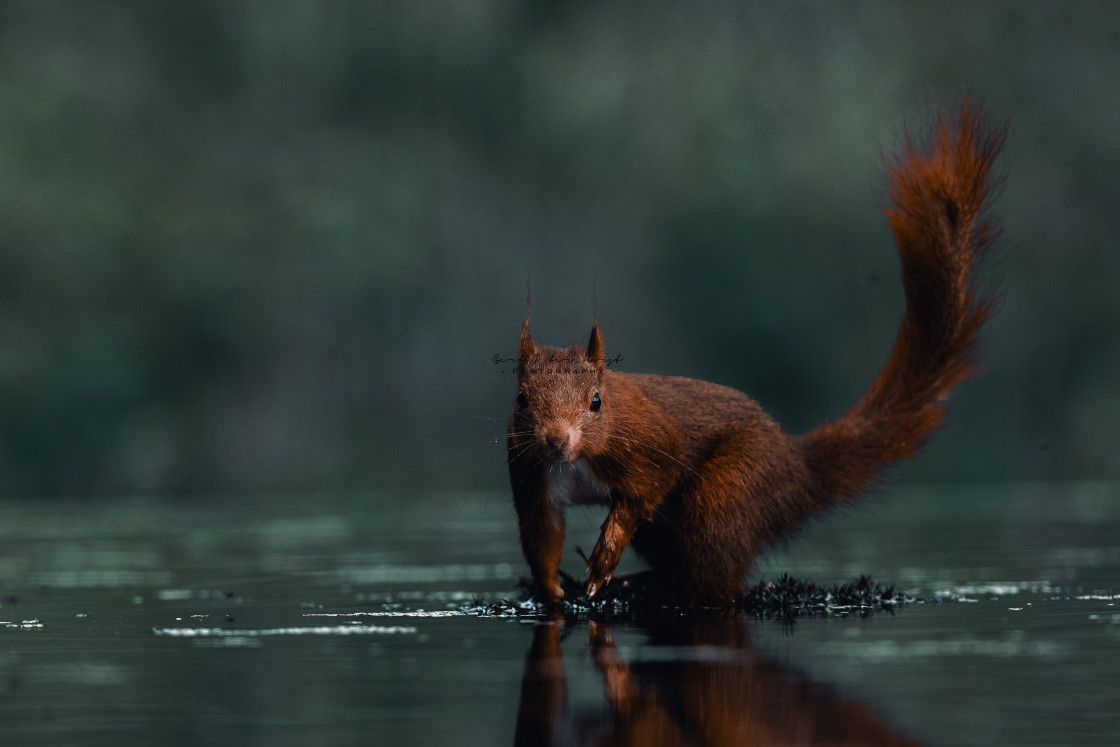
[{"left": 1, "top": 484, "right": 1117, "bottom": 745}]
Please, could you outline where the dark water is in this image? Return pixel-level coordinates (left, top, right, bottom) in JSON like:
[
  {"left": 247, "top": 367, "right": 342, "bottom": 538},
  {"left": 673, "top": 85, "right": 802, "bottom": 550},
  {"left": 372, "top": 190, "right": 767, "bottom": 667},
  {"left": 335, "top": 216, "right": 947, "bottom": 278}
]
[{"left": 1, "top": 484, "right": 1117, "bottom": 745}]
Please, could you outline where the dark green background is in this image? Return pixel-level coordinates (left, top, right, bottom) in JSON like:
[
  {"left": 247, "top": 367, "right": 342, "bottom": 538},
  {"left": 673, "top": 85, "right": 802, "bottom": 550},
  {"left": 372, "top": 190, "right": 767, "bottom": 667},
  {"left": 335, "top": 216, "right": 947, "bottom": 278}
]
[{"left": 2, "top": 1, "right": 1117, "bottom": 498}]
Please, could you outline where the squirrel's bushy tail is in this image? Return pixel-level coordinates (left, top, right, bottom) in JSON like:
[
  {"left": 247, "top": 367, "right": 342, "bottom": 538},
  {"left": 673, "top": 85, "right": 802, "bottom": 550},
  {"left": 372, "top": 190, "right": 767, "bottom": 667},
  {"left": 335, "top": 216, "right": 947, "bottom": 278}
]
[{"left": 799, "top": 100, "right": 1006, "bottom": 504}]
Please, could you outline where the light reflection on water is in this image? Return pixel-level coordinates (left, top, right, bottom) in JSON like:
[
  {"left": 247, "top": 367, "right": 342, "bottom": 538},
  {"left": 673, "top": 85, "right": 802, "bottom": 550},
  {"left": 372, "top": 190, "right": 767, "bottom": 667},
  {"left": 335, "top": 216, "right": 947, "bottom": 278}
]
[
  {"left": 815, "top": 631, "right": 1075, "bottom": 660},
  {"left": 0, "top": 484, "right": 1117, "bottom": 745},
  {"left": 153, "top": 625, "right": 419, "bottom": 637}
]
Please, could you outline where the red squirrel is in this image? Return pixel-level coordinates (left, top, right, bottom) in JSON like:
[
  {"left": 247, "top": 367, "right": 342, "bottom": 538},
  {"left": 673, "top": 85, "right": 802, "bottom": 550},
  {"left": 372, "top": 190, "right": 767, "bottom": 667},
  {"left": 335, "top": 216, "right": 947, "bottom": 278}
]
[{"left": 507, "top": 102, "right": 1005, "bottom": 603}]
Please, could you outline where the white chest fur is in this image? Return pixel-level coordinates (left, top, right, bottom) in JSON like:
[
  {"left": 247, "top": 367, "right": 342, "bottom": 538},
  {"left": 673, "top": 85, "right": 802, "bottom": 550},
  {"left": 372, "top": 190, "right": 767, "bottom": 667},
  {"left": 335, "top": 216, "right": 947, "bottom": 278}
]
[{"left": 545, "top": 457, "right": 611, "bottom": 508}]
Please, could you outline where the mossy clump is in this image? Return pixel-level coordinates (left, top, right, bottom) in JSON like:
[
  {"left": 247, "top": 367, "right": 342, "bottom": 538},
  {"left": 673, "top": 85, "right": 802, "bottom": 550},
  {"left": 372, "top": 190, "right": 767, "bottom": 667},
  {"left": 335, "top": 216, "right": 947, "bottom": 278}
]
[{"left": 469, "top": 572, "right": 928, "bottom": 622}]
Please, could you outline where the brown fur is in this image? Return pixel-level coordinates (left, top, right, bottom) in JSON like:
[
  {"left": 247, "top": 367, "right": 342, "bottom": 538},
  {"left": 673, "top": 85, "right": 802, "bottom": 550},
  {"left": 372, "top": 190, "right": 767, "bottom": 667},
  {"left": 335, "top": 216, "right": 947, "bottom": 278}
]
[{"left": 508, "top": 101, "right": 1006, "bottom": 603}]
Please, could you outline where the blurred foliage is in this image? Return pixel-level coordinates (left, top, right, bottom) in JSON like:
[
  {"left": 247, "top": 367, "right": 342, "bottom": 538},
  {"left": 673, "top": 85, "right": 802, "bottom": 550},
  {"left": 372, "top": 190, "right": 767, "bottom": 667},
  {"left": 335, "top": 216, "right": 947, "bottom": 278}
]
[{"left": 0, "top": 0, "right": 1118, "bottom": 497}]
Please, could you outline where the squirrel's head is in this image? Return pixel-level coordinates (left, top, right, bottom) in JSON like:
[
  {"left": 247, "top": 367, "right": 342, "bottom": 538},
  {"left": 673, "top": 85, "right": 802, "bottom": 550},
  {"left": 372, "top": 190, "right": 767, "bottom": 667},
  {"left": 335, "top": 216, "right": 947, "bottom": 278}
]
[{"left": 509, "top": 320, "right": 608, "bottom": 463}]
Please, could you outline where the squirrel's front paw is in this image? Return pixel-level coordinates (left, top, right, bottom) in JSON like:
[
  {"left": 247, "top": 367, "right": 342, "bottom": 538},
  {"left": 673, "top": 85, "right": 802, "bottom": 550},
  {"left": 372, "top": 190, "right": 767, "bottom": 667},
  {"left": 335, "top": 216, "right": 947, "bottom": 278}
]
[
  {"left": 585, "top": 571, "right": 613, "bottom": 599},
  {"left": 537, "top": 578, "right": 564, "bottom": 602},
  {"left": 584, "top": 538, "right": 623, "bottom": 598}
]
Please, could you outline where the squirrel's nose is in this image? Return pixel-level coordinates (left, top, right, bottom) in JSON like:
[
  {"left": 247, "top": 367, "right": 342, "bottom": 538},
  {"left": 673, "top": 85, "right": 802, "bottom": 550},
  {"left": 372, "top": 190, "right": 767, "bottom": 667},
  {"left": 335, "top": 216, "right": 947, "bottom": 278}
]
[
  {"left": 542, "top": 427, "right": 578, "bottom": 458},
  {"left": 544, "top": 432, "right": 569, "bottom": 451}
]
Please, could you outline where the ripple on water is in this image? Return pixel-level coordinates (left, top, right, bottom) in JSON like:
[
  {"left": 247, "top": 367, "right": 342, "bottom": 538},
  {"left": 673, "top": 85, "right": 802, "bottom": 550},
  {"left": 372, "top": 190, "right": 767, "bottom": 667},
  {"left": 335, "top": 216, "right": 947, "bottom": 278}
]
[
  {"left": 816, "top": 632, "right": 1075, "bottom": 661},
  {"left": 0, "top": 619, "right": 43, "bottom": 629},
  {"left": 152, "top": 624, "right": 418, "bottom": 638},
  {"left": 317, "top": 562, "right": 516, "bottom": 585}
]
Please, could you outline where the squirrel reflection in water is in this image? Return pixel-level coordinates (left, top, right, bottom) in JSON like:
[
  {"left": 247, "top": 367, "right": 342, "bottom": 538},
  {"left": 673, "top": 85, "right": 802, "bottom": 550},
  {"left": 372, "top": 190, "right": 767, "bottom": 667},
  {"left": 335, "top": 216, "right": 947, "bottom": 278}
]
[{"left": 514, "top": 616, "right": 920, "bottom": 747}]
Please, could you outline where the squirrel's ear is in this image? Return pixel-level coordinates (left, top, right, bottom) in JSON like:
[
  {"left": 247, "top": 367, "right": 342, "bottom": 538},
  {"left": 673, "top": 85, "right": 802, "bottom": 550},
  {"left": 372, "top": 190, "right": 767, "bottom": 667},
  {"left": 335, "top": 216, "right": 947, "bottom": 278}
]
[
  {"left": 586, "top": 321, "right": 604, "bottom": 369},
  {"left": 518, "top": 319, "right": 535, "bottom": 364}
]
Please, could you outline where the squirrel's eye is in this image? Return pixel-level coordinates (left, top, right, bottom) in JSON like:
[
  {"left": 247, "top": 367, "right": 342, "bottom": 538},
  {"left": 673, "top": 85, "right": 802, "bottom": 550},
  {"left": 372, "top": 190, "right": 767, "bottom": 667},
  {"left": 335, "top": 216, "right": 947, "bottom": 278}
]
[
  {"left": 516, "top": 390, "right": 528, "bottom": 409},
  {"left": 590, "top": 393, "right": 601, "bottom": 412}
]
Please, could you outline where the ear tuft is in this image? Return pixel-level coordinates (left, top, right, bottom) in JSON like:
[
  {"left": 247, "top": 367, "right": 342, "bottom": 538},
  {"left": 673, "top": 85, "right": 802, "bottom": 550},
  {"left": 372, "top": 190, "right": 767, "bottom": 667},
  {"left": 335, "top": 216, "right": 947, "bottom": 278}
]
[
  {"left": 586, "top": 322, "right": 605, "bottom": 371},
  {"left": 518, "top": 319, "right": 535, "bottom": 365}
]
